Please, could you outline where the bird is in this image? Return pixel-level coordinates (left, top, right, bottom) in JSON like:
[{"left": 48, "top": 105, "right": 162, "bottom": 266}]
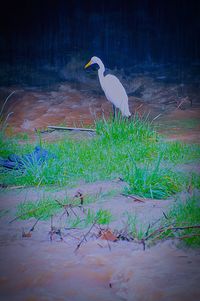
[{"left": 84, "top": 56, "right": 131, "bottom": 118}]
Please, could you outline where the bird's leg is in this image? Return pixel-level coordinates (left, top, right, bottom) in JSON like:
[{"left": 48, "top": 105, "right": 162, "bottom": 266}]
[{"left": 112, "top": 104, "right": 117, "bottom": 120}]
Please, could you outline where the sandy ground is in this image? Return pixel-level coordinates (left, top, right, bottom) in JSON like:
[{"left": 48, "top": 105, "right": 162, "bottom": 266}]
[
  {"left": 0, "top": 82, "right": 200, "bottom": 300},
  {"left": 0, "top": 181, "right": 200, "bottom": 301}
]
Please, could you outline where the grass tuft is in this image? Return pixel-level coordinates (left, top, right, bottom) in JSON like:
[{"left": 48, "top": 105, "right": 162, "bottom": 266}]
[
  {"left": 96, "top": 114, "right": 158, "bottom": 142},
  {"left": 165, "top": 195, "right": 200, "bottom": 246},
  {"left": 16, "top": 198, "right": 62, "bottom": 220},
  {"left": 124, "top": 155, "right": 183, "bottom": 199},
  {"left": 123, "top": 211, "right": 145, "bottom": 240}
]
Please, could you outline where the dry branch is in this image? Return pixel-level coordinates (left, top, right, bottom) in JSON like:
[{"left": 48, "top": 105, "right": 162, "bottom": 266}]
[
  {"left": 142, "top": 224, "right": 200, "bottom": 243},
  {"left": 178, "top": 233, "right": 200, "bottom": 239},
  {"left": 29, "top": 217, "right": 41, "bottom": 232},
  {"left": 121, "top": 193, "right": 145, "bottom": 203},
  {"left": 75, "top": 218, "right": 98, "bottom": 252},
  {"left": 47, "top": 126, "right": 96, "bottom": 132}
]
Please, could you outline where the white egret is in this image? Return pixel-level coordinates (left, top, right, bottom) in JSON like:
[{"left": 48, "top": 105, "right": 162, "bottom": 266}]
[{"left": 84, "top": 56, "right": 131, "bottom": 118}]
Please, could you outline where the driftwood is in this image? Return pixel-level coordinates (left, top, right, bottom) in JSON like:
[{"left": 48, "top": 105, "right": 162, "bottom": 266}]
[
  {"left": 0, "top": 185, "right": 25, "bottom": 190},
  {"left": 47, "top": 126, "right": 96, "bottom": 132}
]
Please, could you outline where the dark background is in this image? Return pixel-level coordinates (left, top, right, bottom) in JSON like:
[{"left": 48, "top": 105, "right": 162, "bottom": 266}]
[{"left": 0, "top": 0, "right": 199, "bottom": 86}]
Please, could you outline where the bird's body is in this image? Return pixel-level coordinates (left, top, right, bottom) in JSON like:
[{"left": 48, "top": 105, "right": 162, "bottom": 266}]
[{"left": 85, "top": 56, "right": 131, "bottom": 118}]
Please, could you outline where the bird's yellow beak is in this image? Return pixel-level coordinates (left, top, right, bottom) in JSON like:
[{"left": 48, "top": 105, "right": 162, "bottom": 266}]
[{"left": 84, "top": 60, "right": 92, "bottom": 69}]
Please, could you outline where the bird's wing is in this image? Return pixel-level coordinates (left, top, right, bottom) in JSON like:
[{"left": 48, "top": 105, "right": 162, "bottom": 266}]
[
  {"left": 102, "top": 74, "right": 128, "bottom": 105},
  {"left": 101, "top": 74, "right": 131, "bottom": 117}
]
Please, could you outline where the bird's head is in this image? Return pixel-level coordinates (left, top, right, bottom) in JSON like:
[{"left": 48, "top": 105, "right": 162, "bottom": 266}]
[{"left": 84, "top": 56, "right": 102, "bottom": 69}]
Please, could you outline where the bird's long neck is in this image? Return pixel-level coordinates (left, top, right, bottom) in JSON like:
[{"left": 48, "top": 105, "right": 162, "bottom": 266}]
[{"left": 97, "top": 60, "right": 105, "bottom": 86}]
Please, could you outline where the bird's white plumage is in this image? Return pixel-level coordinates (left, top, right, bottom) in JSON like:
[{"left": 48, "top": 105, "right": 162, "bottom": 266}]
[
  {"left": 101, "top": 74, "right": 130, "bottom": 117},
  {"left": 84, "top": 56, "right": 131, "bottom": 117}
]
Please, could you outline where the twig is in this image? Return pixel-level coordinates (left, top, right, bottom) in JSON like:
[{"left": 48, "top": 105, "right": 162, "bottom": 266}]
[
  {"left": 162, "top": 211, "right": 169, "bottom": 220},
  {"left": 152, "top": 113, "right": 162, "bottom": 121},
  {"left": 49, "top": 215, "right": 54, "bottom": 242},
  {"left": 65, "top": 227, "right": 82, "bottom": 230},
  {"left": 54, "top": 199, "right": 79, "bottom": 218},
  {"left": 75, "top": 218, "right": 98, "bottom": 252},
  {"left": 29, "top": 217, "right": 41, "bottom": 232},
  {"left": 165, "top": 225, "right": 200, "bottom": 231},
  {"left": 64, "top": 232, "right": 80, "bottom": 241},
  {"left": 150, "top": 217, "right": 162, "bottom": 228},
  {"left": 176, "top": 97, "right": 190, "bottom": 110},
  {"left": 55, "top": 229, "right": 64, "bottom": 241},
  {"left": 54, "top": 199, "right": 70, "bottom": 216},
  {"left": 141, "top": 239, "right": 146, "bottom": 251},
  {"left": 145, "top": 223, "right": 151, "bottom": 237},
  {"left": 21, "top": 217, "right": 41, "bottom": 238},
  {"left": 121, "top": 193, "right": 145, "bottom": 203},
  {"left": 69, "top": 205, "right": 78, "bottom": 217},
  {"left": 143, "top": 224, "right": 200, "bottom": 242},
  {"left": 143, "top": 224, "right": 172, "bottom": 241},
  {"left": 151, "top": 232, "right": 200, "bottom": 244},
  {"left": 141, "top": 217, "right": 163, "bottom": 245},
  {"left": 59, "top": 209, "right": 69, "bottom": 220},
  {"left": 178, "top": 234, "right": 200, "bottom": 240},
  {"left": 106, "top": 236, "right": 111, "bottom": 251}
]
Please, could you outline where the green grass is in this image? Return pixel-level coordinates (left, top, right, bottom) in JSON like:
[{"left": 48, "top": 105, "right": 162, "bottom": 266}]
[
  {"left": 80, "top": 208, "right": 112, "bottom": 226},
  {"left": 124, "top": 155, "right": 184, "bottom": 199},
  {"left": 67, "top": 208, "right": 113, "bottom": 228},
  {"left": 123, "top": 211, "right": 146, "bottom": 240},
  {"left": 190, "top": 174, "right": 200, "bottom": 190},
  {"left": 0, "top": 131, "right": 32, "bottom": 158},
  {"left": 16, "top": 196, "right": 113, "bottom": 229},
  {"left": 1, "top": 116, "right": 200, "bottom": 199},
  {"left": 156, "top": 118, "right": 200, "bottom": 130},
  {"left": 161, "top": 141, "right": 200, "bottom": 163},
  {"left": 123, "top": 194, "right": 200, "bottom": 247},
  {"left": 0, "top": 133, "right": 19, "bottom": 158},
  {"left": 16, "top": 198, "right": 62, "bottom": 220},
  {"left": 160, "top": 195, "right": 200, "bottom": 247},
  {"left": 95, "top": 114, "right": 158, "bottom": 142},
  {"left": 0, "top": 209, "right": 9, "bottom": 219}
]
